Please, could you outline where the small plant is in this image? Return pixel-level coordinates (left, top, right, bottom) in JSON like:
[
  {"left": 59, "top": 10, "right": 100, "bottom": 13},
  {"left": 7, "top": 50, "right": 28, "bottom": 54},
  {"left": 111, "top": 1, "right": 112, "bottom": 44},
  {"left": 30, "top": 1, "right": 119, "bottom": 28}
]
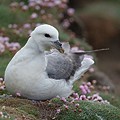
[{"left": 0, "top": 35, "right": 20, "bottom": 55}]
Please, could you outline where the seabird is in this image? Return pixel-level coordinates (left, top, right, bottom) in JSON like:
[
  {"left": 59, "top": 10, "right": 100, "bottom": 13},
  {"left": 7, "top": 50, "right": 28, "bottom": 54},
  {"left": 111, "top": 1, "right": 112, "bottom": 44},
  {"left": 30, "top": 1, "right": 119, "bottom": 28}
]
[{"left": 4, "top": 24, "right": 94, "bottom": 100}]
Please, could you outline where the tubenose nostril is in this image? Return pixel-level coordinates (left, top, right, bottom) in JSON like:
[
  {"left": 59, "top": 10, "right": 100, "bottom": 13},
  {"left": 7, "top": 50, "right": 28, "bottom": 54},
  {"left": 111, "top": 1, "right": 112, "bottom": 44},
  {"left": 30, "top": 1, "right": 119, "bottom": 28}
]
[{"left": 54, "top": 40, "right": 62, "bottom": 47}]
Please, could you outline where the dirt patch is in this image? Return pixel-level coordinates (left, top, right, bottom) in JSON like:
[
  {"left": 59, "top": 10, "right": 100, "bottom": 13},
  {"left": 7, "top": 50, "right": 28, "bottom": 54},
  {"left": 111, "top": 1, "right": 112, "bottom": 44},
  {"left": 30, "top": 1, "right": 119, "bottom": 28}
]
[{"left": 0, "top": 97, "right": 60, "bottom": 120}]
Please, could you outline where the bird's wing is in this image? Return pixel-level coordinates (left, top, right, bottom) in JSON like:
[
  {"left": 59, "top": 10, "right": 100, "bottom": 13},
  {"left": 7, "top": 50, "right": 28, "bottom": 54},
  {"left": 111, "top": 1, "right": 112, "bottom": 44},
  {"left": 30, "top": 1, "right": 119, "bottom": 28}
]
[{"left": 45, "top": 51, "right": 84, "bottom": 80}]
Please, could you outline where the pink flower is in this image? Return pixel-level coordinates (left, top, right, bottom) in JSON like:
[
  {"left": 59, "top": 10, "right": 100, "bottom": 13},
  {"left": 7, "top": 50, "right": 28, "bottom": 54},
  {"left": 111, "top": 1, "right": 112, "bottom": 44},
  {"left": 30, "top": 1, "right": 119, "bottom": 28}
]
[
  {"left": 6, "top": 42, "right": 21, "bottom": 52},
  {"left": 63, "top": 104, "right": 69, "bottom": 110},
  {"left": 75, "top": 103, "right": 79, "bottom": 107},
  {"left": 79, "top": 95, "right": 87, "bottom": 100},
  {"left": 12, "top": 24, "right": 18, "bottom": 29},
  {"left": 72, "top": 93, "right": 79, "bottom": 98},
  {"left": 16, "top": 92, "right": 21, "bottom": 96},
  {"left": 89, "top": 67, "right": 95, "bottom": 73},
  {"left": 92, "top": 93, "right": 103, "bottom": 102},
  {"left": 22, "top": 5, "right": 29, "bottom": 11},
  {"left": 56, "top": 108, "right": 61, "bottom": 114},
  {"left": 92, "top": 93, "right": 99, "bottom": 100},
  {"left": 0, "top": 85, "right": 5, "bottom": 90},
  {"left": 54, "top": 0, "right": 61, "bottom": 5},
  {"left": 61, "top": 97, "right": 67, "bottom": 102},
  {"left": 19, "top": 2, "right": 24, "bottom": 6},
  {"left": 47, "top": 2, "right": 55, "bottom": 7},
  {"left": 79, "top": 85, "right": 87, "bottom": 94},
  {"left": 0, "top": 111, "right": 3, "bottom": 117},
  {"left": 10, "top": 2, "right": 19, "bottom": 8},
  {"left": 35, "top": 5, "right": 40, "bottom": 10},
  {"left": 40, "top": 10, "right": 45, "bottom": 14},
  {"left": 29, "top": 2, "right": 36, "bottom": 7},
  {"left": 92, "top": 80, "right": 97, "bottom": 84},
  {"left": 30, "top": 13, "right": 38, "bottom": 19},
  {"left": 0, "top": 78, "right": 3, "bottom": 82},
  {"left": 59, "top": 3, "right": 67, "bottom": 9},
  {"left": 62, "top": 0, "right": 68, "bottom": 3},
  {"left": 67, "top": 8, "right": 75, "bottom": 16},
  {"left": 84, "top": 84, "right": 91, "bottom": 93},
  {"left": 23, "top": 23, "right": 31, "bottom": 29},
  {"left": 87, "top": 82, "right": 91, "bottom": 87},
  {"left": 0, "top": 43, "right": 5, "bottom": 54},
  {"left": 70, "top": 99, "right": 75, "bottom": 103},
  {"left": 0, "top": 36, "right": 9, "bottom": 43},
  {"left": 87, "top": 96, "right": 92, "bottom": 100},
  {"left": 79, "top": 82, "right": 91, "bottom": 94},
  {"left": 62, "top": 19, "right": 70, "bottom": 28},
  {"left": 3, "top": 37, "right": 10, "bottom": 42},
  {"left": 74, "top": 97, "right": 79, "bottom": 101}
]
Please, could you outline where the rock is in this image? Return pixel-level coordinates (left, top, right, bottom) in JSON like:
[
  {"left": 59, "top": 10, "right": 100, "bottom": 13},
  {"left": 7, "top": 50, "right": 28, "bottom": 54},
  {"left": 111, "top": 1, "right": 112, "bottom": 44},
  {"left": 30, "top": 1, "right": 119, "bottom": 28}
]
[{"left": 87, "top": 70, "right": 115, "bottom": 93}]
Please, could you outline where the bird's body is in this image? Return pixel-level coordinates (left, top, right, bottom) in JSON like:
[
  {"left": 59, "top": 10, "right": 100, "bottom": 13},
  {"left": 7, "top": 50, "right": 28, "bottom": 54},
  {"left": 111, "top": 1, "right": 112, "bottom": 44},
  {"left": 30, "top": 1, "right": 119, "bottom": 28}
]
[{"left": 5, "top": 24, "right": 94, "bottom": 100}]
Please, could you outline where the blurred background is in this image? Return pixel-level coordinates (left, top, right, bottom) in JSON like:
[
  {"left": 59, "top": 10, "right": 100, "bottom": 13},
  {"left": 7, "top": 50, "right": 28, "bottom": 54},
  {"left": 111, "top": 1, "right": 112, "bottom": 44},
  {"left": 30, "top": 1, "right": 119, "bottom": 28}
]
[
  {"left": 0, "top": 0, "right": 120, "bottom": 95},
  {"left": 68, "top": 0, "right": 120, "bottom": 95}
]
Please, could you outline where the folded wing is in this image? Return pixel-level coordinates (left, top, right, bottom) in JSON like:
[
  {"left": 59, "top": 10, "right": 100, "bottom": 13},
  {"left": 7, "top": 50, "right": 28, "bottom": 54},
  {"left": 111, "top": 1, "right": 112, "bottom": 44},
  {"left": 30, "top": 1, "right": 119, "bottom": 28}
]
[{"left": 46, "top": 51, "right": 84, "bottom": 80}]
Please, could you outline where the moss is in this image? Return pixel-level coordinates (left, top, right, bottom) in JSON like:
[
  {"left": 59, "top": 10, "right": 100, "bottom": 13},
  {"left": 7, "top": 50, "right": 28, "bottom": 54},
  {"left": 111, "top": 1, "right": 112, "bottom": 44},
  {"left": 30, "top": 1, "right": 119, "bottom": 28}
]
[
  {"left": 0, "top": 106, "right": 37, "bottom": 120},
  {"left": 0, "top": 98, "right": 40, "bottom": 119},
  {"left": 57, "top": 101, "right": 120, "bottom": 120},
  {"left": 100, "top": 93, "right": 120, "bottom": 109},
  {"left": 0, "top": 96, "right": 120, "bottom": 120}
]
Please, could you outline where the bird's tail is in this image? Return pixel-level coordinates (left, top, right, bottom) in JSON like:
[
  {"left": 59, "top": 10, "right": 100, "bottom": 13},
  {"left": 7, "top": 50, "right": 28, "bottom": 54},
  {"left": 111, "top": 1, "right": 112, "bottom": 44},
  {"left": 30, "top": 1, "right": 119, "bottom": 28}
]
[
  {"left": 68, "top": 48, "right": 109, "bottom": 85},
  {"left": 69, "top": 58, "right": 94, "bottom": 85}
]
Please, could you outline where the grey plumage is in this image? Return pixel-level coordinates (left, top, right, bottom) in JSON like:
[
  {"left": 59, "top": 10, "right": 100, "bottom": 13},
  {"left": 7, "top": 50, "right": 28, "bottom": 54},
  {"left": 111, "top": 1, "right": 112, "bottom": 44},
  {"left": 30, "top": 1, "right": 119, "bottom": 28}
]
[
  {"left": 46, "top": 51, "right": 84, "bottom": 80},
  {"left": 46, "top": 48, "right": 109, "bottom": 80}
]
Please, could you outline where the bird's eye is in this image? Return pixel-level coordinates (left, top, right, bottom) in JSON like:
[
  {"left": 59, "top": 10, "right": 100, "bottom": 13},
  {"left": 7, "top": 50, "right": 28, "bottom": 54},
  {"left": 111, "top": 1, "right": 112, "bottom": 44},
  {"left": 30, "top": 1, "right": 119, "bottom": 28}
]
[{"left": 44, "top": 33, "right": 51, "bottom": 38}]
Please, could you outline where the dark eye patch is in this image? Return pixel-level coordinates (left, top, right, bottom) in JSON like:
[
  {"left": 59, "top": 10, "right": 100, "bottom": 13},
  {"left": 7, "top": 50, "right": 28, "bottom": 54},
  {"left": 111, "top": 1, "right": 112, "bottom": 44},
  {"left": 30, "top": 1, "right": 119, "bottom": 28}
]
[{"left": 44, "top": 33, "right": 51, "bottom": 38}]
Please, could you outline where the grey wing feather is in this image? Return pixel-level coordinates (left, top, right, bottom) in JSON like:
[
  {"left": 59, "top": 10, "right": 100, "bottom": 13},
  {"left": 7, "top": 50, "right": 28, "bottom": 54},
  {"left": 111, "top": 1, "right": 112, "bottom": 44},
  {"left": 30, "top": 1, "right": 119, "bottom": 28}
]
[
  {"left": 46, "top": 52, "right": 74, "bottom": 80},
  {"left": 46, "top": 52, "right": 84, "bottom": 80}
]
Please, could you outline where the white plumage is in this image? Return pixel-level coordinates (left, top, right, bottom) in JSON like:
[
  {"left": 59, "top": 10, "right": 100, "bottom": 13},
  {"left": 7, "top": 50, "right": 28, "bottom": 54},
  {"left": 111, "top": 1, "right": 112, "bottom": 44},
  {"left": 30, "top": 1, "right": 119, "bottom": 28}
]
[{"left": 4, "top": 24, "right": 94, "bottom": 100}]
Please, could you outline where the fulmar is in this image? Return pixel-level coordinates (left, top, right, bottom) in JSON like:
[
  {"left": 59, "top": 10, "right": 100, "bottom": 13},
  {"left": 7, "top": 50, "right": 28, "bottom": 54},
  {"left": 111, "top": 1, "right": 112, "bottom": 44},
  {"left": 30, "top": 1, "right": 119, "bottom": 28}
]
[{"left": 4, "top": 24, "right": 94, "bottom": 100}]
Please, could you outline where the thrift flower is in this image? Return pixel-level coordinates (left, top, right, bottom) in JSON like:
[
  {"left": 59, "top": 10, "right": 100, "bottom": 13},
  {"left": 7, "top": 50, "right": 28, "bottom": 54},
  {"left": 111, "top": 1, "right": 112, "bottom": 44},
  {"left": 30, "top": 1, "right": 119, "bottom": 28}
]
[
  {"left": 61, "top": 97, "right": 67, "bottom": 102},
  {"left": 56, "top": 109, "right": 61, "bottom": 114},
  {"left": 16, "top": 92, "right": 21, "bottom": 96},
  {"left": 63, "top": 104, "right": 69, "bottom": 110},
  {"left": 67, "top": 8, "right": 75, "bottom": 16},
  {"left": 30, "top": 13, "right": 38, "bottom": 19}
]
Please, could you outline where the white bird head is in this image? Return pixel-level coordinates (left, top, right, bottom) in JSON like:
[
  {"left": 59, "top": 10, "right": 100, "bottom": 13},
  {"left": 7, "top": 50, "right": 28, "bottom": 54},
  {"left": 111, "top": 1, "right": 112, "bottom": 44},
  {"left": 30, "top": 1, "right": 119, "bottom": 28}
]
[{"left": 30, "top": 24, "right": 63, "bottom": 52}]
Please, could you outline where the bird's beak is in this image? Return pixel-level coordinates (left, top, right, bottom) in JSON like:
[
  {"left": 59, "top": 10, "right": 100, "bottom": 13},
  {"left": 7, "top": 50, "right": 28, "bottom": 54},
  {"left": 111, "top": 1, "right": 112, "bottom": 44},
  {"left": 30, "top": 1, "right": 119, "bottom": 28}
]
[{"left": 52, "top": 40, "right": 64, "bottom": 53}]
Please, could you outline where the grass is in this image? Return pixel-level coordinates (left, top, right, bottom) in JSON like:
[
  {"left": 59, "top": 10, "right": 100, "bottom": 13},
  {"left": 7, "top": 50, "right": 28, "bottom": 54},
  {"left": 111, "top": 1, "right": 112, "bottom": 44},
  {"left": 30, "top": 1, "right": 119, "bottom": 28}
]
[
  {"left": 0, "top": 0, "right": 16, "bottom": 5},
  {"left": 0, "top": 5, "right": 16, "bottom": 27},
  {"left": 100, "top": 92, "right": 120, "bottom": 109},
  {"left": 57, "top": 100, "right": 120, "bottom": 120},
  {"left": 0, "top": 4, "right": 30, "bottom": 28},
  {"left": 0, "top": 97, "right": 120, "bottom": 120},
  {"left": 0, "top": 52, "right": 13, "bottom": 77}
]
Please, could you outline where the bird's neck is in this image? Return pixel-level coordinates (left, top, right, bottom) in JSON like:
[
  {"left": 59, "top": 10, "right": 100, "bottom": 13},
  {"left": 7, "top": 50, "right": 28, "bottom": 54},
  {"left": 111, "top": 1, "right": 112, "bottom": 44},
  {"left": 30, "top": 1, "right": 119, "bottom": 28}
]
[
  {"left": 24, "top": 37, "right": 44, "bottom": 54},
  {"left": 21, "top": 37, "right": 47, "bottom": 69}
]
